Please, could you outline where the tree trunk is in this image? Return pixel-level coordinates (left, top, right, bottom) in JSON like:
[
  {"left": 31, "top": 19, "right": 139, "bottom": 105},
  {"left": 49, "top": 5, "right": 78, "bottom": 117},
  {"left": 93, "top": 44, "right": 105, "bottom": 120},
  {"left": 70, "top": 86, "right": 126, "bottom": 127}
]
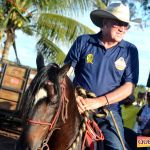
[
  {"left": 147, "top": 72, "right": 150, "bottom": 88},
  {"left": 1, "top": 29, "right": 14, "bottom": 62}
]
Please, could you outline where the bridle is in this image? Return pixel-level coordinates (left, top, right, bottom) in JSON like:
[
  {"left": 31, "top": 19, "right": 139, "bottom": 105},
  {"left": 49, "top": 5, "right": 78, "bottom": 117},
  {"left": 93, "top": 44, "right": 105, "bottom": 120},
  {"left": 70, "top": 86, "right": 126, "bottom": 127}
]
[
  {"left": 28, "top": 79, "right": 69, "bottom": 150},
  {"left": 27, "top": 79, "right": 104, "bottom": 150}
]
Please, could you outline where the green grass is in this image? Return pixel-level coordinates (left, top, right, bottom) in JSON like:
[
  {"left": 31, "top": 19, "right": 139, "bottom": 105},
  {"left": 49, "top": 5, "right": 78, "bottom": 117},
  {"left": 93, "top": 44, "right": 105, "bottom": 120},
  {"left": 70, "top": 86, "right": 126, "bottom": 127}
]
[{"left": 121, "top": 105, "right": 140, "bottom": 129}]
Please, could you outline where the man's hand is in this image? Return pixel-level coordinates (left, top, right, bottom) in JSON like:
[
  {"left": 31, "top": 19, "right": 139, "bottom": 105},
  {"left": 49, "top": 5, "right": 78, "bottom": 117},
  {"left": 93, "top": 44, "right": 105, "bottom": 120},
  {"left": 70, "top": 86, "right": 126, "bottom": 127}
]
[
  {"left": 76, "top": 96, "right": 86, "bottom": 114},
  {"left": 84, "top": 97, "right": 102, "bottom": 110},
  {"left": 76, "top": 96, "right": 103, "bottom": 113}
]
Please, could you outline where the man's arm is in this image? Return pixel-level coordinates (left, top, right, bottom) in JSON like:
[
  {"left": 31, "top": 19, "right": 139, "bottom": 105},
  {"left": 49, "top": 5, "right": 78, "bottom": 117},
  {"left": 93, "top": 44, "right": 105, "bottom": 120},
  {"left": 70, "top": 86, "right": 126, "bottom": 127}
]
[
  {"left": 81, "top": 82, "right": 135, "bottom": 111},
  {"left": 102, "top": 82, "right": 135, "bottom": 105},
  {"left": 66, "top": 67, "right": 135, "bottom": 113}
]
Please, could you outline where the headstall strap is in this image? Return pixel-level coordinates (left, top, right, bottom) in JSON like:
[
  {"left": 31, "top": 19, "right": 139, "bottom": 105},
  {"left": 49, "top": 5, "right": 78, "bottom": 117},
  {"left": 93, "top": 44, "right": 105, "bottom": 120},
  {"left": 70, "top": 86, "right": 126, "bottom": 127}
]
[
  {"left": 28, "top": 79, "right": 68, "bottom": 150},
  {"left": 60, "top": 80, "right": 69, "bottom": 123}
]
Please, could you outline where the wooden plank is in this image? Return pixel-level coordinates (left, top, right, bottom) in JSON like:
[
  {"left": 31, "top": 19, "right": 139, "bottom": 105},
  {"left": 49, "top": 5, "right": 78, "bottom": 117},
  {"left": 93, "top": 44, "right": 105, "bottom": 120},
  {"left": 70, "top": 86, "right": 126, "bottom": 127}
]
[
  {"left": 0, "top": 89, "right": 20, "bottom": 102},
  {"left": 0, "top": 98, "right": 17, "bottom": 110},
  {"left": 0, "top": 62, "right": 37, "bottom": 112},
  {"left": 5, "top": 65, "right": 26, "bottom": 78},
  {"left": 2, "top": 75, "right": 24, "bottom": 90}
]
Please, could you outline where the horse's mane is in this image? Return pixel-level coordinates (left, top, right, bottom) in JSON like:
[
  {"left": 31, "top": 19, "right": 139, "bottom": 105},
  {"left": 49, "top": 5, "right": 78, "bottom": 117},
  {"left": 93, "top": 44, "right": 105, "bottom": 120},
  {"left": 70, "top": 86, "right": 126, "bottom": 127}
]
[{"left": 20, "top": 63, "right": 59, "bottom": 121}]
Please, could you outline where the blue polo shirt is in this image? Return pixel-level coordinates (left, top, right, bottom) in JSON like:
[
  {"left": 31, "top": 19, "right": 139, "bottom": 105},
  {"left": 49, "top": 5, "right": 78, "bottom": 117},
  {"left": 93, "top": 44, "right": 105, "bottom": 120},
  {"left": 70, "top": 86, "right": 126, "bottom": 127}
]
[{"left": 64, "top": 32, "right": 139, "bottom": 110}]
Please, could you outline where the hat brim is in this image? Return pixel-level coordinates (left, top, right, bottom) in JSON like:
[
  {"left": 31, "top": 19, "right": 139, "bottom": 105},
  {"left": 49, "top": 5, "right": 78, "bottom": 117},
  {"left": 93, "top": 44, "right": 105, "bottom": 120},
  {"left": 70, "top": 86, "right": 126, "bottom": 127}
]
[{"left": 90, "top": 9, "right": 130, "bottom": 28}]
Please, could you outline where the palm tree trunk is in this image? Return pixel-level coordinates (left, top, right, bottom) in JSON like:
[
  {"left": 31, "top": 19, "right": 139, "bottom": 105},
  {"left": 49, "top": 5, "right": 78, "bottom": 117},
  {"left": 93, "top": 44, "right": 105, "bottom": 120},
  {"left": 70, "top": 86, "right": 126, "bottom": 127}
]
[{"left": 1, "top": 29, "right": 14, "bottom": 62}]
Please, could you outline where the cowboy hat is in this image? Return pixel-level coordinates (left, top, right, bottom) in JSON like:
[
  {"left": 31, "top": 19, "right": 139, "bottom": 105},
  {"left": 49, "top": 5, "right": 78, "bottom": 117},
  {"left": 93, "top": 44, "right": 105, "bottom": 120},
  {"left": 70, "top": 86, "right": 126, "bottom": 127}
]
[{"left": 90, "top": 2, "right": 138, "bottom": 28}]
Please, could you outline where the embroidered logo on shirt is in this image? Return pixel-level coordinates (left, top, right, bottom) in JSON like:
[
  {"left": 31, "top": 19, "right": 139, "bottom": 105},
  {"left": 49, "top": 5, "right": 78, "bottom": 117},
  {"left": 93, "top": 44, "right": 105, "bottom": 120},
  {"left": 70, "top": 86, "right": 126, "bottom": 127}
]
[
  {"left": 86, "top": 54, "right": 94, "bottom": 64},
  {"left": 114, "top": 57, "right": 126, "bottom": 71}
]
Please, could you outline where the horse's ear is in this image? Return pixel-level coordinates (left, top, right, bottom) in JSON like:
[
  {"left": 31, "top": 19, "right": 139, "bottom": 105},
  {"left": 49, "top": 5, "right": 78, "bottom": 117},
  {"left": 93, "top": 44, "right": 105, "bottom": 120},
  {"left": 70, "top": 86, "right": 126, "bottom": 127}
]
[
  {"left": 36, "top": 52, "right": 45, "bottom": 72},
  {"left": 58, "top": 64, "right": 71, "bottom": 79}
]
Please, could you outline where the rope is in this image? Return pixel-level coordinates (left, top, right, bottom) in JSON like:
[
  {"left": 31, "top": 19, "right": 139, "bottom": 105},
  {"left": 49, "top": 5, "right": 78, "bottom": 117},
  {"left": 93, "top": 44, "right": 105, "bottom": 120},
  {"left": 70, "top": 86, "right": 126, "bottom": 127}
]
[
  {"left": 104, "top": 95, "right": 126, "bottom": 150},
  {"left": 61, "top": 82, "right": 69, "bottom": 123},
  {"left": 109, "top": 111, "right": 126, "bottom": 150},
  {"left": 75, "top": 87, "right": 104, "bottom": 150},
  {"left": 76, "top": 87, "right": 108, "bottom": 118},
  {"left": 76, "top": 87, "right": 126, "bottom": 150}
]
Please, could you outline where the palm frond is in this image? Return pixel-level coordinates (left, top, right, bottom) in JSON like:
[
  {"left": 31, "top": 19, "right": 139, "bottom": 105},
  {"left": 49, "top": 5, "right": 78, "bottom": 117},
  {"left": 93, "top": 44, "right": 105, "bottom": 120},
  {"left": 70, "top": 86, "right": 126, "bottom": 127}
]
[
  {"left": 36, "top": 13, "right": 95, "bottom": 44},
  {"left": 36, "top": 37, "right": 66, "bottom": 65},
  {"left": 33, "top": 0, "right": 94, "bottom": 14},
  {"left": 20, "top": 25, "right": 34, "bottom": 36},
  {"left": 95, "top": 0, "right": 107, "bottom": 9}
]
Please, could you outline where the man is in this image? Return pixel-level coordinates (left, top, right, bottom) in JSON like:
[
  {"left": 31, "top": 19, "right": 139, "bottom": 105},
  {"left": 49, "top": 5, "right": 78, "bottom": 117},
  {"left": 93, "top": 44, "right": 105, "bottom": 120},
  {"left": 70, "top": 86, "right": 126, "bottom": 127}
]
[{"left": 64, "top": 2, "right": 139, "bottom": 150}]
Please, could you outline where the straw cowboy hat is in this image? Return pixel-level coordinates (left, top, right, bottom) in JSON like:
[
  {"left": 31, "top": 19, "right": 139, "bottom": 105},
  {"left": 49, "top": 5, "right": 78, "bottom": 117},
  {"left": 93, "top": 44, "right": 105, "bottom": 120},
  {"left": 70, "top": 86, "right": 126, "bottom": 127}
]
[{"left": 90, "top": 2, "right": 139, "bottom": 28}]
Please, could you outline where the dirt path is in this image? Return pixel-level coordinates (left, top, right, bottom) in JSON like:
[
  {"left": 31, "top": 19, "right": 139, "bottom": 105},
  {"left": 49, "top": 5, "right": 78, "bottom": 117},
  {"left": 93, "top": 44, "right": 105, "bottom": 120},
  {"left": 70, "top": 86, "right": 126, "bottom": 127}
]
[{"left": 0, "top": 130, "right": 19, "bottom": 150}]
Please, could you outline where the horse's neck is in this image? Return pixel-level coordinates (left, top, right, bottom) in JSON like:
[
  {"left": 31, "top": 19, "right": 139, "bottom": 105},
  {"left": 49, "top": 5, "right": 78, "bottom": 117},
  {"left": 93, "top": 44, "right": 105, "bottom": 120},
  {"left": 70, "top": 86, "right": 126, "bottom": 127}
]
[
  {"left": 49, "top": 112, "right": 82, "bottom": 150},
  {"left": 48, "top": 82, "right": 82, "bottom": 150}
]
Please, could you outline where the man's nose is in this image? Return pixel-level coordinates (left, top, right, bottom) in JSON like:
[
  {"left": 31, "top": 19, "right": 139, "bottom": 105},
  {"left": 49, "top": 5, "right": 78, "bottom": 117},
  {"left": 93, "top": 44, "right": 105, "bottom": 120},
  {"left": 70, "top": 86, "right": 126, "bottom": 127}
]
[{"left": 118, "top": 26, "right": 127, "bottom": 32}]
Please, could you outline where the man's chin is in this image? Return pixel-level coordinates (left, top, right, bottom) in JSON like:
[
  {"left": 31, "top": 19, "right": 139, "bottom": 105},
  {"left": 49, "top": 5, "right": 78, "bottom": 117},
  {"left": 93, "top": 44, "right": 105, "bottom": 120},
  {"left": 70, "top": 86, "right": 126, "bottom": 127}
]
[{"left": 115, "top": 38, "right": 123, "bottom": 42}]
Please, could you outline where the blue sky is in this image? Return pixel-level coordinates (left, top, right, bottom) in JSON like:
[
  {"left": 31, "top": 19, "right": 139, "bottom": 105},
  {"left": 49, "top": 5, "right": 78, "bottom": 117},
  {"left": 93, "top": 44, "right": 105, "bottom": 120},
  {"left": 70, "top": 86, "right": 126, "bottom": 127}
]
[{"left": 8, "top": 12, "right": 150, "bottom": 86}]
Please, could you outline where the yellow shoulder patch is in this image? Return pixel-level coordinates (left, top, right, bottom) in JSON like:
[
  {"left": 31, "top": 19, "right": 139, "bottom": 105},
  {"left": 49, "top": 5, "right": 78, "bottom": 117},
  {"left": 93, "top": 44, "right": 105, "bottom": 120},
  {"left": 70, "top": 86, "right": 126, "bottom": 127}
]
[{"left": 86, "top": 54, "right": 94, "bottom": 64}]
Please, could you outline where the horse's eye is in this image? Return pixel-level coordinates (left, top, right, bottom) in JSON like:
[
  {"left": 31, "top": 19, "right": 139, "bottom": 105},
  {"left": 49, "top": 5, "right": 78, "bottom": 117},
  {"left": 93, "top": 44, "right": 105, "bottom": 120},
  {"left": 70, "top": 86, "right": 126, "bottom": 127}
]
[
  {"left": 46, "top": 84, "right": 55, "bottom": 98},
  {"left": 50, "top": 95, "right": 58, "bottom": 105}
]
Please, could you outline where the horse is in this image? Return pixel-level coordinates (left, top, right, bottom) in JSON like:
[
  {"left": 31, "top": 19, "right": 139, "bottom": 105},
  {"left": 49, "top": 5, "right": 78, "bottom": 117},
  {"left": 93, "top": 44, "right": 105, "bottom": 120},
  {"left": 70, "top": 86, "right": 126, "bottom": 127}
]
[
  {"left": 15, "top": 53, "right": 104, "bottom": 150},
  {"left": 17, "top": 52, "right": 140, "bottom": 150}
]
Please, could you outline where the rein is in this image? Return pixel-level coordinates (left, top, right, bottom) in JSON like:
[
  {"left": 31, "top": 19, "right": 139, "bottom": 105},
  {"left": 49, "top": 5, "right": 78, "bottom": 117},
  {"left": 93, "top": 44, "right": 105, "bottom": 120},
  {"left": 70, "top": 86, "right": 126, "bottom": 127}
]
[
  {"left": 76, "top": 87, "right": 126, "bottom": 150},
  {"left": 67, "top": 87, "right": 104, "bottom": 150},
  {"left": 27, "top": 82, "right": 104, "bottom": 150},
  {"left": 28, "top": 80, "right": 69, "bottom": 150}
]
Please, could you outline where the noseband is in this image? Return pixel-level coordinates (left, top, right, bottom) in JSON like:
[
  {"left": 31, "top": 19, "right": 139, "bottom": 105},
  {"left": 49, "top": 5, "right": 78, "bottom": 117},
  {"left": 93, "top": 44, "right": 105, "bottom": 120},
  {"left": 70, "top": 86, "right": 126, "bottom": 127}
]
[{"left": 28, "top": 79, "right": 69, "bottom": 150}]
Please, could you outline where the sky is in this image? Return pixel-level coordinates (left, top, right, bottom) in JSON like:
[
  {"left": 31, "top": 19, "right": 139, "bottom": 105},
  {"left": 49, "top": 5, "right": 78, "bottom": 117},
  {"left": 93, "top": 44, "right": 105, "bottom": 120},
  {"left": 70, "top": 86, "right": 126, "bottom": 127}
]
[{"left": 6, "top": 8, "right": 150, "bottom": 87}]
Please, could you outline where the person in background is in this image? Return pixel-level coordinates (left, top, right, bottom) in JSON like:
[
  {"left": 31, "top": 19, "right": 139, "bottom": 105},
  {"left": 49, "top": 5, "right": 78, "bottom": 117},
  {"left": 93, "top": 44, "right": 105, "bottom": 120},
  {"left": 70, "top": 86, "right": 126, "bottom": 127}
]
[
  {"left": 136, "top": 92, "right": 150, "bottom": 135},
  {"left": 120, "top": 94, "right": 135, "bottom": 107},
  {"left": 64, "top": 2, "right": 139, "bottom": 150},
  {"left": 142, "top": 119, "right": 150, "bottom": 136}
]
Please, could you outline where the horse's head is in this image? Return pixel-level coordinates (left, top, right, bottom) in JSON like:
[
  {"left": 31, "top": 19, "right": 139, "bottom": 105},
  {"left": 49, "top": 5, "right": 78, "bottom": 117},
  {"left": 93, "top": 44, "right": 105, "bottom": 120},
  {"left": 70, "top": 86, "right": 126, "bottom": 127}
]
[{"left": 19, "top": 53, "right": 74, "bottom": 150}]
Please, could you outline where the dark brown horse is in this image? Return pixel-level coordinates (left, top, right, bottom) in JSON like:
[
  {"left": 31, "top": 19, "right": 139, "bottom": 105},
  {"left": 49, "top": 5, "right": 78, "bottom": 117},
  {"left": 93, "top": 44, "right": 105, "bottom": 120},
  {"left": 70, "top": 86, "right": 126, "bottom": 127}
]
[
  {"left": 15, "top": 53, "right": 140, "bottom": 150},
  {"left": 15, "top": 53, "right": 103, "bottom": 150}
]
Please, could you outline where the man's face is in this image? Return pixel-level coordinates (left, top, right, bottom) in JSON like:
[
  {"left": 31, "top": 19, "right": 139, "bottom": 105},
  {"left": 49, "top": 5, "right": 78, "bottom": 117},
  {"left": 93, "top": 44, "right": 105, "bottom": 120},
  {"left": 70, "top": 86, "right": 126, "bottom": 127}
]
[{"left": 103, "top": 19, "right": 130, "bottom": 42}]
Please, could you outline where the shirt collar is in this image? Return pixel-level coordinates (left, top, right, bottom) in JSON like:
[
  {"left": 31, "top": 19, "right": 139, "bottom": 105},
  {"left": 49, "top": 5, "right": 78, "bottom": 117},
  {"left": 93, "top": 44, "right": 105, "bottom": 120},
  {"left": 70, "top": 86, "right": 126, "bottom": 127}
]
[{"left": 88, "top": 32, "right": 126, "bottom": 48}]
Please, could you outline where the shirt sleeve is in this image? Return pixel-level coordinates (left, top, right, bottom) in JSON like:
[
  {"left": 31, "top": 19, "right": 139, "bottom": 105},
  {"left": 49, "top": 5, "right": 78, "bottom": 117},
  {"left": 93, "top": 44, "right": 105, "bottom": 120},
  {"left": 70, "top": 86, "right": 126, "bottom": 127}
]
[
  {"left": 123, "top": 44, "right": 139, "bottom": 84},
  {"left": 64, "top": 36, "right": 82, "bottom": 68}
]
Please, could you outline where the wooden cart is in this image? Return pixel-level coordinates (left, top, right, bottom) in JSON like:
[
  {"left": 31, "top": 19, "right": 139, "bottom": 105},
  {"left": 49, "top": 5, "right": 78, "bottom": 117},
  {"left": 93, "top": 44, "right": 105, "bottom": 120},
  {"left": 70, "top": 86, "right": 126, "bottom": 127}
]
[{"left": 0, "top": 61, "right": 37, "bottom": 133}]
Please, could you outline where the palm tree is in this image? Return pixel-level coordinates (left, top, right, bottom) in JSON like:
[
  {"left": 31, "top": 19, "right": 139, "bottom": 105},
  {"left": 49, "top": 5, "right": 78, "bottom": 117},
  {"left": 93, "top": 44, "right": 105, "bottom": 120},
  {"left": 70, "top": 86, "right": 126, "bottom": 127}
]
[
  {"left": 0, "top": 0, "right": 34, "bottom": 62},
  {"left": 0, "top": 0, "right": 106, "bottom": 64},
  {"left": 35, "top": 0, "right": 106, "bottom": 64}
]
